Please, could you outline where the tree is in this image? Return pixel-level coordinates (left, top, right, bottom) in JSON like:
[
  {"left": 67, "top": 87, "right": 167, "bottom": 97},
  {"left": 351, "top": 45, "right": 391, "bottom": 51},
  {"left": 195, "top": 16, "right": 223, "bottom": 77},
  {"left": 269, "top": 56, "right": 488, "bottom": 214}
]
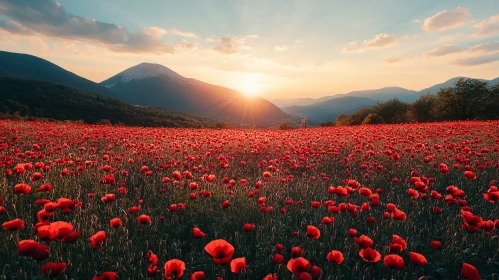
[
  {"left": 362, "top": 113, "right": 385, "bottom": 124},
  {"left": 319, "top": 121, "right": 335, "bottom": 127},
  {"left": 409, "top": 94, "right": 438, "bottom": 122},
  {"left": 279, "top": 122, "right": 294, "bottom": 130},
  {"left": 434, "top": 78, "right": 492, "bottom": 120},
  {"left": 372, "top": 98, "right": 409, "bottom": 124}
]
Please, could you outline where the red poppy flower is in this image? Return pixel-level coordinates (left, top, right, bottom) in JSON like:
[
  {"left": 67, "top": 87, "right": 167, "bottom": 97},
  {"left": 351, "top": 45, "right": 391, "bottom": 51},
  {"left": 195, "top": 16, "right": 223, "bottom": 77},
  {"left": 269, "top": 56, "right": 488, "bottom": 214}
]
[
  {"left": 327, "top": 250, "right": 344, "bottom": 264},
  {"left": 38, "top": 184, "right": 53, "bottom": 192},
  {"left": 263, "top": 274, "right": 278, "bottom": 280},
  {"left": 243, "top": 223, "right": 255, "bottom": 232},
  {"left": 204, "top": 239, "right": 235, "bottom": 265},
  {"left": 461, "top": 263, "right": 481, "bottom": 280},
  {"left": 192, "top": 271, "right": 206, "bottom": 280},
  {"left": 90, "top": 231, "right": 106, "bottom": 249},
  {"left": 230, "top": 257, "right": 247, "bottom": 273},
  {"left": 321, "top": 216, "right": 334, "bottom": 224},
  {"left": 392, "top": 209, "right": 406, "bottom": 220},
  {"left": 192, "top": 227, "right": 206, "bottom": 238},
  {"left": 389, "top": 235, "right": 407, "bottom": 252},
  {"left": 18, "top": 240, "right": 38, "bottom": 256},
  {"left": 38, "top": 221, "right": 74, "bottom": 241},
  {"left": 354, "top": 235, "right": 374, "bottom": 248},
  {"left": 306, "top": 225, "right": 320, "bottom": 239},
  {"left": 359, "top": 248, "right": 381, "bottom": 262},
  {"left": 291, "top": 247, "right": 303, "bottom": 258},
  {"left": 298, "top": 272, "right": 312, "bottom": 280},
  {"left": 430, "top": 240, "right": 442, "bottom": 249},
  {"left": 138, "top": 214, "right": 151, "bottom": 224},
  {"left": 272, "top": 253, "right": 284, "bottom": 264},
  {"left": 348, "top": 228, "right": 358, "bottom": 237},
  {"left": 110, "top": 218, "right": 123, "bottom": 228},
  {"left": 221, "top": 200, "right": 230, "bottom": 208},
  {"left": 409, "top": 252, "right": 427, "bottom": 265},
  {"left": 464, "top": 171, "right": 476, "bottom": 180},
  {"left": 384, "top": 254, "right": 404, "bottom": 270},
  {"left": 2, "top": 218, "right": 25, "bottom": 231},
  {"left": 287, "top": 257, "right": 311, "bottom": 275},
  {"left": 275, "top": 243, "right": 284, "bottom": 252},
  {"left": 147, "top": 264, "right": 158, "bottom": 276},
  {"left": 93, "top": 272, "right": 117, "bottom": 280},
  {"left": 14, "top": 183, "right": 31, "bottom": 194},
  {"left": 164, "top": 259, "right": 186, "bottom": 280},
  {"left": 30, "top": 243, "right": 50, "bottom": 261},
  {"left": 41, "top": 262, "right": 67, "bottom": 277}
]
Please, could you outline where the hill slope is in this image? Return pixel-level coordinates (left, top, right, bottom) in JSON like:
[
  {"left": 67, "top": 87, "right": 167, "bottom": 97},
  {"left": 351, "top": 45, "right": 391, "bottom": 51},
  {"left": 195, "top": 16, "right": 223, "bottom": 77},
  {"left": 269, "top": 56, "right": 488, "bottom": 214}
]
[
  {"left": 0, "top": 77, "right": 218, "bottom": 128},
  {"left": 282, "top": 96, "right": 378, "bottom": 123},
  {"left": 101, "top": 63, "right": 295, "bottom": 127},
  {"left": 0, "top": 50, "right": 117, "bottom": 97}
]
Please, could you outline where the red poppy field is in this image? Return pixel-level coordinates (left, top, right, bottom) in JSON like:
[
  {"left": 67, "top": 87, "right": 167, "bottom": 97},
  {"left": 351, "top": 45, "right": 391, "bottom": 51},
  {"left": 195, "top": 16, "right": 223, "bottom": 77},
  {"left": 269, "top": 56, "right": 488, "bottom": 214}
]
[{"left": 1, "top": 120, "right": 498, "bottom": 279}]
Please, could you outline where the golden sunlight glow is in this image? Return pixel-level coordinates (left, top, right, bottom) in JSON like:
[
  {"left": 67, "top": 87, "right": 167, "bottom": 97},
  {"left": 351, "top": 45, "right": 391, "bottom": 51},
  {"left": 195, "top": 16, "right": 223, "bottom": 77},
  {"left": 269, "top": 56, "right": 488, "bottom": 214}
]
[{"left": 234, "top": 73, "right": 265, "bottom": 96}]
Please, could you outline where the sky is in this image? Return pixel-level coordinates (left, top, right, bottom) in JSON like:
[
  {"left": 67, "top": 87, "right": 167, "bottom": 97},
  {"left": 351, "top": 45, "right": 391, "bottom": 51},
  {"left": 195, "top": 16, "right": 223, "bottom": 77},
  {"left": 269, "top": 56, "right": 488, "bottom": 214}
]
[{"left": 1, "top": 0, "right": 499, "bottom": 100}]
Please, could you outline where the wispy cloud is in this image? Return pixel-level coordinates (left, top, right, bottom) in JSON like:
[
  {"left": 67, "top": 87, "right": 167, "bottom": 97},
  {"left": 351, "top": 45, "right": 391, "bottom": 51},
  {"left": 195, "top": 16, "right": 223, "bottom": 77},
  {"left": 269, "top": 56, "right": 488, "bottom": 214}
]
[
  {"left": 210, "top": 36, "right": 248, "bottom": 55},
  {"left": 383, "top": 57, "right": 404, "bottom": 64},
  {"left": 424, "top": 44, "right": 463, "bottom": 57},
  {"left": 275, "top": 45, "right": 288, "bottom": 51},
  {"left": 425, "top": 42, "right": 499, "bottom": 57},
  {"left": 452, "top": 53, "right": 499, "bottom": 66},
  {"left": 342, "top": 33, "right": 407, "bottom": 52},
  {"left": 474, "top": 14, "right": 499, "bottom": 37},
  {"left": 0, "top": 0, "right": 195, "bottom": 54},
  {"left": 170, "top": 29, "right": 197, "bottom": 38},
  {"left": 423, "top": 7, "right": 470, "bottom": 31}
]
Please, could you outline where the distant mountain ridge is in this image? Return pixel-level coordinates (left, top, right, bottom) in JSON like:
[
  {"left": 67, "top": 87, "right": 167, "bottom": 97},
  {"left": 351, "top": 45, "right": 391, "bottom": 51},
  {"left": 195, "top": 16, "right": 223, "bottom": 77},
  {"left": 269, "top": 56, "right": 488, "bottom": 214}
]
[
  {"left": 273, "top": 77, "right": 499, "bottom": 108},
  {"left": 101, "top": 63, "right": 295, "bottom": 127},
  {"left": 282, "top": 96, "right": 378, "bottom": 123}
]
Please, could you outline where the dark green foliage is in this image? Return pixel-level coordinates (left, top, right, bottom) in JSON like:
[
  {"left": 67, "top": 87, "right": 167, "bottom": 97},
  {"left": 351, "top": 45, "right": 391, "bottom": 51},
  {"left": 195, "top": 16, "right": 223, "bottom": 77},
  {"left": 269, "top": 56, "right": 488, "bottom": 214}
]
[
  {"left": 434, "top": 78, "right": 499, "bottom": 120},
  {"left": 319, "top": 121, "right": 335, "bottom": 127},
  {"left": 409, "top": 94, "right": 438, "bottom": 122},
  {"left": 333, "top": 78, "right": 499, "bottom": 126},
  {"left": 279, "top": 122, "right": 294, "bottom": 130},
  {"left": 0, "top": 77, "right": 219, "bottom": 128},
  {"left": 371, "top": 98, "right": 409, "bottom": 124},
  {"left": 362, "top": 113, "right": 385, "bottom": 124}
]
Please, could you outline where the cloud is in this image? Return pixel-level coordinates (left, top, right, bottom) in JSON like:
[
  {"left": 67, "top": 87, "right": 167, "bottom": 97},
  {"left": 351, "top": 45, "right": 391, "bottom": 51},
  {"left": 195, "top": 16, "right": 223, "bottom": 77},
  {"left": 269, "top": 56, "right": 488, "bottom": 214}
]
[
  {"left": 452, "top": 53, "right": 499, "bottom": 66},
  {"left": 424, "top": 44, "right": 463, "bottom": 57},
  {"left": 170, "top": 29, "right": 197, "bottom": 38},
  {"left": 211, "top": 36, "right": 246, "bottom": 55},
  {"left": 474, "top": 14, "right": 499, "bottom": 37},
  {"left": 425, "top": 42, "right": 499, "bottom": 57},
  {"left": 383, "top": 57, "right": 403, "bottom": 64},
  {"left": 275, "top": 45, "right": 287, "bottom": 51},
  {"left": 423, "top": 7, "right": 470, "bottom": 31},
  {"left": 0, "top": 0, "right": 195, "bottom": 54},
  {"left": 342, "top": 33, "right": 407, "bottom": 52}
]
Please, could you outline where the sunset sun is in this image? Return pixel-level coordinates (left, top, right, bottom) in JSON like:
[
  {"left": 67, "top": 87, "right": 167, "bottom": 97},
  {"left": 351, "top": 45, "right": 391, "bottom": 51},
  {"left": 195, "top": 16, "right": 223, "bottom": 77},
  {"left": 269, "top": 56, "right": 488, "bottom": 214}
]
[{"left": 236, "top": 74, "right": 264, "bottom": 96}]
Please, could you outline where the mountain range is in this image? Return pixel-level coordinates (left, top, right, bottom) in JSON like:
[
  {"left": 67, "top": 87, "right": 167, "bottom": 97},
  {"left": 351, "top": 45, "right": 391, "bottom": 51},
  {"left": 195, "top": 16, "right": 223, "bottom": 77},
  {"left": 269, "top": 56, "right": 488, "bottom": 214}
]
[
  {"left": 0, "top": 50, "right": 295, "bottom": 127},
  {"left": 275, "top": 77, "right": 499, "bottom": 123},
  {"left": 0, "top": 50, "right": 497, "bottom": 127}
]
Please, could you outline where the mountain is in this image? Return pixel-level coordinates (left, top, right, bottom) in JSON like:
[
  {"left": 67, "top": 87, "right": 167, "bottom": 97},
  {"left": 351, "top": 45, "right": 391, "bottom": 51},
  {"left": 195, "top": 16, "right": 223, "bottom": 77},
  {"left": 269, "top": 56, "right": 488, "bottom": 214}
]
[
  {"left": 0, "top": 51, "right": 117, "bottom": 97},
  {"left": 418, "top": 77, "right": 499, "bottom": 94},
  {"left": 271, "top": 96, "right": 342, "bottom": 108},
  {"left": 101, "top": 63, "right": 294, "bottom": 127},
  {"left": 273, "top": 87, "right": 418, "bottom": 108},
  {"left": 274, "top": 77, "right": 499, "bottom": 108},
  {"left": 282, "top": 96, "right": 378, "bottom": 123},
  {"left": 0, "top": 77, "right": 218, "bottom": 128}
]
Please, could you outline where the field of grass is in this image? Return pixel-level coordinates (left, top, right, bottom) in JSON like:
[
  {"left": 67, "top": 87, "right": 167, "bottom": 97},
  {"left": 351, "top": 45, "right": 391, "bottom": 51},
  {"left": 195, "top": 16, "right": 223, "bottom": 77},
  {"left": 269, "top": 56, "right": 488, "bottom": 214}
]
[{"left": 1, "top": 120, "right": 498, "bottom": 279}]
